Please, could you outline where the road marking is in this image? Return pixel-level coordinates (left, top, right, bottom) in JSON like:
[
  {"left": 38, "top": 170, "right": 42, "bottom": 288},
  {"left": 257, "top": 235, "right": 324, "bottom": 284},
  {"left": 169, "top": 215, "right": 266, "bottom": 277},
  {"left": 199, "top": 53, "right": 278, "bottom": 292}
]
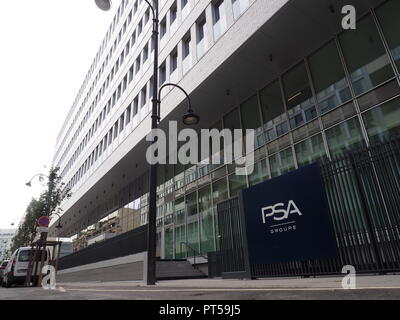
[
  {"left": 57, "top": 286, "right": 66, "bottom": 292},
  {"left": 65, "top": 286, "right": 400, "bottom": 293}
]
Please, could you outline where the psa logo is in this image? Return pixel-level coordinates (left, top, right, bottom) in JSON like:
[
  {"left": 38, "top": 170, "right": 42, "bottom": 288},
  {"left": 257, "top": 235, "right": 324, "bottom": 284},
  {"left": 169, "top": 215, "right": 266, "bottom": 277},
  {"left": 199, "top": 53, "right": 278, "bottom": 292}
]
[{"left": 261, "top": 200, "right": 303, "bottom": 223}]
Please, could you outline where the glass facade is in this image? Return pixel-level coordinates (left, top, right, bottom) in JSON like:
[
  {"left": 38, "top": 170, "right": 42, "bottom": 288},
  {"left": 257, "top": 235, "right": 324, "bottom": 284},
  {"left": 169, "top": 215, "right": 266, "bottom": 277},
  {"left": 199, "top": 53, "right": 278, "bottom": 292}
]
[{"left": 75, "top": 0, "right": 400, "bottom": 260}]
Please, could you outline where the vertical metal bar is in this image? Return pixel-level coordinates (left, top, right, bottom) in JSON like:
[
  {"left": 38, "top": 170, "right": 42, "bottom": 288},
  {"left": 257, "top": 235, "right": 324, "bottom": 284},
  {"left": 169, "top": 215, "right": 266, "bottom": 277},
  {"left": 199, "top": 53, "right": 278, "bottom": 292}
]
[
  {"left": 349, "top": 152, "right": 384, "bottom": 270},
  {"left": 146, "top": 0, "right": 159, "bottom": 286}
]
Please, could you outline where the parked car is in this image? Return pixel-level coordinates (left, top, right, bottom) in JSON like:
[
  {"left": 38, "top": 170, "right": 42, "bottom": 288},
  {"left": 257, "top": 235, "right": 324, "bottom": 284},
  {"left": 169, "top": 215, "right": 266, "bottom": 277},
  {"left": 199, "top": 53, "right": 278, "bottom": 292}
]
[
  {"left": 0, "top": 260, "right": 9, "bottom": 285},
  {"left": 1, "top": 247, "right": 50, "bottom": 288}
]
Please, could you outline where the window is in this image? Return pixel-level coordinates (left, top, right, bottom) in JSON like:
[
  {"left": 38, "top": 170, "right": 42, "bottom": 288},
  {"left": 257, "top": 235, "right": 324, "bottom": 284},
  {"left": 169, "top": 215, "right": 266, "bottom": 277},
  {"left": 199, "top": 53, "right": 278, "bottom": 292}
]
[
  {"left": 122, "top": 75, "right": 127, "bottom": 92},
  {"left": 170, "top": 50, "right": 178, "bottom": 73},
  {"left": 294, "top": 134, "right": 326, "bottom": 167},
  {"left": 170, "top": 2, "right": 177, "bottom": 25},
  {"left": 376, "top": 0, "right": 400, "bottom": 72},
  {"left": 183, "top": 36, "right": 191, "bottom": 59},
  {"left": 260, "top": 80, "right": 288, "bottom": 141},
  {"left": 135, "top": 56, "right": 141, "bottom": 74},
  {"left": 283, "top": 62, "right": 316, "bottom": 129},
  {"left": 363, "top": 98, "right": 400, "bottom": 143},
  {"left": 138, "top": 20, "right": 142, "bottom": 35},
  {"left": 309, "top": 41, "right": 351, "bottom": 114},
  {"left": 248, "top": 159, "right": 268, "bottom": 186},
  {"left": 120, "top": 114, "right": 125, "bottom": 132},
  {"left": 160, "top": 18, "right": 167, "bottom": 39},
  {"left": 159, "top": 63, "right": 166, "bottom": 85},
  {"left": 126, "top": 105, "right": 132, "bottom": 125},
  {"left": 114, "top": 121, "right": 119, "bottom": 139},
  {"left": 143, "top": 44, "right": 149, "bottom": 62},
  {"left": 182, "top": 0, "right": 188, "bottom": 8},
  {"left": 213, "top": 0, "right": 224, "bottom": 23},
  {"left": 325, "top": 117, "right": 365, "bottom": 156},
  {"left": 339, "top": 15, "right": 394, "bottom": 96},
  {"left": 133, "top": 97, "right": 139, "bottom": 116},
  {"left": 197, "top": 18, "right": 206, "bottom": 42},
  {"left": 129, "top": 65, "right": 134, "bottom": 82},
  {"left": 269, "top": 148, "right": 296, "bottom": 178},
  {"left": 240, "top": 95, "right": 264, "bottom": 147},
  {"left": 232, "top": 0, "right": 249, "bottom": 19},
  {"left": 141, "top": 86, "right": 147, "bottom": 108}
]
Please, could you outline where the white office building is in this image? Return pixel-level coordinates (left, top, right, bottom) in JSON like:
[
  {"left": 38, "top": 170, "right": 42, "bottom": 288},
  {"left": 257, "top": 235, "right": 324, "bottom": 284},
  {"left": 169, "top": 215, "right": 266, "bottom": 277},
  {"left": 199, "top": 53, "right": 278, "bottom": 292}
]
[{"left": 51, "top": 0, "right": 400, "bottom": 263}]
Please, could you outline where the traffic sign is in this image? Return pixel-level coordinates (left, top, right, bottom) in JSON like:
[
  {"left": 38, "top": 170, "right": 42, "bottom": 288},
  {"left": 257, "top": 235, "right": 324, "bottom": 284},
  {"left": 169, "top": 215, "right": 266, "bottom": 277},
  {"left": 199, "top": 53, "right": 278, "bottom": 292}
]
[{"left": 38, "top": 216, "right": 50, "bottom": 227}]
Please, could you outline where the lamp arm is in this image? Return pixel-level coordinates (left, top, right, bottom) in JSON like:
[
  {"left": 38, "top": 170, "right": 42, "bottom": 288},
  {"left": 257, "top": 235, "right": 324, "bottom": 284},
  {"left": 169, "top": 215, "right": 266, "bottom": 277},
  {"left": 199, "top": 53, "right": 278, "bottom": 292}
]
[{"left": 157, "top": 83, "right": 193, "bottom": 122}]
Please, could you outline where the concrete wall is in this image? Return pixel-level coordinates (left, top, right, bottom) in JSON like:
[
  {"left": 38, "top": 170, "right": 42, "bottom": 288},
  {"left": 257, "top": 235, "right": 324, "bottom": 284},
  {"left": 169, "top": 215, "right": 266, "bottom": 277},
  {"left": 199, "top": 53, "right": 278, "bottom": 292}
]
[{"left": 57, "top": 252, "right": 145, "bottom": 282}]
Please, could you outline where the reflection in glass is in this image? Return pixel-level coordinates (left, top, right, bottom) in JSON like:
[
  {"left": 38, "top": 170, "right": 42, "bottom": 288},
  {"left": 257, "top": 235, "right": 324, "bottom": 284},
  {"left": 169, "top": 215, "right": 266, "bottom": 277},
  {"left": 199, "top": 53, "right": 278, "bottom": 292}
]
[
  {"left": 174, "top": 197, "right": 185, "bottom": 225},
  {"left": 228, "top": 173, "right": 247, "bottom": 196},
  {"left": 376, "top": 0, "right": 400, "bottom": 72},
  {"left": 295, "top": 134, "right": 326, "bottom": 167},
  {"left": 269, "top": 148, "right": 296, "bottom": 178},
  {"left": 339, "top": 15, "right": 394, "bottom": 96},
  {"left": 309, "top": 41, "right": 351, "bottom": 114},
  {"left": 283, "top": 62, "right": 317, "bottom": 129},
  {"left": 212, "top": 178, "right": 228, "bottom": 204},
  {"left": 186, "top": 192, "right": 198, "bottom": 216},
  {"left": 198, "top": 186, "right": 215, "bottom": 253},
  {"left": 247, "top": 159, "right": 268, "bottom": 186},
  {"left": 260, "top": 80, "right": 288, "bottom": 141},
  {"left": 240, "top": 95, "right": 264, "bottom": 148},
  {"left": 175, "top": 225, "right": 186, "bottom": 258},
  {"left": 325, "top": 117, "right": 365, "bottom": 156},
  {"left": 363, "top": 98, "right": 400, "bottom": 143},
  {"left": 187, "top": 222, "right": 199, "bottom": 256}
]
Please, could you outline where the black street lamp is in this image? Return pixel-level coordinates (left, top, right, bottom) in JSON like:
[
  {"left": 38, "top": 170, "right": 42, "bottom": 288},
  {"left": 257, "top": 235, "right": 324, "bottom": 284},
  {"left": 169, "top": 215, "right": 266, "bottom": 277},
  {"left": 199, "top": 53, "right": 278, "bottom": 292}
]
[
  {"left": 25, "top": 174, "right": 49, "bottom": 187},
  {"left": 95, "top": 0, "right": 112, "bottom": 11},
  {"left": 95, "top": 0, "right": 200, "bottom": 285}
]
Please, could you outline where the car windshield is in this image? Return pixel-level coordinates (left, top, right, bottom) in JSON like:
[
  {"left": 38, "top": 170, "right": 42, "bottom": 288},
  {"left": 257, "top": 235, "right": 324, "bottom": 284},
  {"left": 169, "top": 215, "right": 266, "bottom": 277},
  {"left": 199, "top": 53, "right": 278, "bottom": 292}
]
[{"left": 18, "top": 250, "right": 47, "bottom": 262}]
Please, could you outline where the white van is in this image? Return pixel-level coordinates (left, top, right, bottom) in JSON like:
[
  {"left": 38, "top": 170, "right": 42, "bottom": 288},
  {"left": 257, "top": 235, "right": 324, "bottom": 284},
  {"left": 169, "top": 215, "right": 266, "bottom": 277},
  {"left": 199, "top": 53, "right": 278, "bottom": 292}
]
[{"left": 2, "top": 247, "right": 51, "bottom": 288}]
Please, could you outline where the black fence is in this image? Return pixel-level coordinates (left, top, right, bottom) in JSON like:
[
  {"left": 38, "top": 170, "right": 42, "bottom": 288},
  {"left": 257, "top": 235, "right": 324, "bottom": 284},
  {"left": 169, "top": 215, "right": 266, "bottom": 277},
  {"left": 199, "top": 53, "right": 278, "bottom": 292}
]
[
  {"left": 213, "top": 136, "right": 400, "bottom": 278},
  {"left": 58, "top": 225, "right": 147, "bottom": 270}
]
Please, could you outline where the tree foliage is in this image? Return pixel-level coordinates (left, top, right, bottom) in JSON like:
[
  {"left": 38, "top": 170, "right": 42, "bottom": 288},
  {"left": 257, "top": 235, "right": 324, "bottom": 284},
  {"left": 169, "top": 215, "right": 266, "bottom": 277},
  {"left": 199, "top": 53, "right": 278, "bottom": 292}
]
[{"left": 9, "top": 167, "right": 71, "bottom": 253}]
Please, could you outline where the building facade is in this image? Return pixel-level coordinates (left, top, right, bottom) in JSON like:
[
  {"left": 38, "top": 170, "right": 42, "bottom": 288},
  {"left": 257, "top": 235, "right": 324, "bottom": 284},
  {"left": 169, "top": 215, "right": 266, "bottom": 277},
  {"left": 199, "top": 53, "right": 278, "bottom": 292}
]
[{"left": 51, "top": 0, "right": 400, "bottom": 261}]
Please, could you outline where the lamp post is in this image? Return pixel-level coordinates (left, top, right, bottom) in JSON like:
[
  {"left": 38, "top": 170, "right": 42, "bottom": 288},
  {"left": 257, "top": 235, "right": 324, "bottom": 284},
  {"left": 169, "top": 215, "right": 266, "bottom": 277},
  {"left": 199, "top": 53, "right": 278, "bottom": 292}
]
[
  {"left": 95, "top": 0, "right": 200, "bottom": 285},
  {"left": 25, "top": 174, "right": 49, "bottom": 187}
]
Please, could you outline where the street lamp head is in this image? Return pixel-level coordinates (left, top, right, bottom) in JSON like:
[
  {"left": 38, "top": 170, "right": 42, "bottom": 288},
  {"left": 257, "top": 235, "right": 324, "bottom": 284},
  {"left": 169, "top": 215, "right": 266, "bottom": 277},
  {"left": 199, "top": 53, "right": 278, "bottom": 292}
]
[
  {"left": 25, "top": 181, "right": 32, "bottom": 187},
  {"left": 182, "top": 109, "right": 200, "bottom": 126},
  {"left": 56, "top": 223, "right": 63, "bottom": 229},
  {"left": 95, "top": 0, "right": 112, "bottom": 11}
]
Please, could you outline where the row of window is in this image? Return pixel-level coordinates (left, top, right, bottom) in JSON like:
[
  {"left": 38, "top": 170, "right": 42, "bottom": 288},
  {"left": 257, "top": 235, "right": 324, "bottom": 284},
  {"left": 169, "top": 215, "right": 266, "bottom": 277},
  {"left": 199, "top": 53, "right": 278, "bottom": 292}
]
[
  {"left": 55, "top": 0, "right": 132, "bottom": 162},
  {"left": 57, "top": 0, "right": 237, "bottom": 170},
  {"left": 61, "top": 0, "right": 240, "bottom": 182},
  {"left": 60, "top": 3, "right": 156, "bottom": 177}
]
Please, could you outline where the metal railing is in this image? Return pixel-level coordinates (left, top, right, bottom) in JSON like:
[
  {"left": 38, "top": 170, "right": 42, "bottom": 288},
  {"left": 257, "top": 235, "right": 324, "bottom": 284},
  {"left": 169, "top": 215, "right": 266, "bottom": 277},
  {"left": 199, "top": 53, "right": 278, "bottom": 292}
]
[
  {"left": 214, "top": 135, "right": 400, "bottom": 278},
  {"left": 180, "top": 242, "right": 208, "bottom": 268}
]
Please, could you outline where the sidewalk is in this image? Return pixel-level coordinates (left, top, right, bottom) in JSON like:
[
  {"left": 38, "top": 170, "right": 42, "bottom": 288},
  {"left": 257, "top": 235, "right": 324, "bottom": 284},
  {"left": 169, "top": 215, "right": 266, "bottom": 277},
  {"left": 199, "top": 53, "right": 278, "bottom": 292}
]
[{"left": 58, "top": 274, "right": 400, "bottom": 290}]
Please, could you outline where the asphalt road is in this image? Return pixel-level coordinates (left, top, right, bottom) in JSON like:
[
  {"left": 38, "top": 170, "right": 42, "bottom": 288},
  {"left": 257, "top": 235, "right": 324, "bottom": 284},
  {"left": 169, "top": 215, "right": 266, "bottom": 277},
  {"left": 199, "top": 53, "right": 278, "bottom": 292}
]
[{"left": 1, "top": 284, "right": 400, "bottom": 300}]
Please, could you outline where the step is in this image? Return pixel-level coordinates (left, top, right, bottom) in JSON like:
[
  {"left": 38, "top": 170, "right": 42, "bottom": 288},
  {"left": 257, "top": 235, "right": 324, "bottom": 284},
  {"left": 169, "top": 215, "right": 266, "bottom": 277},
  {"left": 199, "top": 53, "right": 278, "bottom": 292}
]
[{"left": 156, "top": 260, "right": 207, "bottom": 280}]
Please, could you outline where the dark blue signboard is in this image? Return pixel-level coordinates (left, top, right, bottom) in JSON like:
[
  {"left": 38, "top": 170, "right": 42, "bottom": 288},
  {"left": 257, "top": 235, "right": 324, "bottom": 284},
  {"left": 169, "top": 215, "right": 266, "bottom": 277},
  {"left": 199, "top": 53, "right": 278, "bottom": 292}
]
[{"left": 240, "top": 163, "right": 337, "bottom": 265}]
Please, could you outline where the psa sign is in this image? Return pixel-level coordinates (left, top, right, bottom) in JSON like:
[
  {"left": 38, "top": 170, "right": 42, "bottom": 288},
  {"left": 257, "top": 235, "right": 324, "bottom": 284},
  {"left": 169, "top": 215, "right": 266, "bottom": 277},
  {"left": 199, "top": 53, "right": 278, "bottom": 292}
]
[{"left": 241, "top": 163, "right": 337, "bottom": 265}]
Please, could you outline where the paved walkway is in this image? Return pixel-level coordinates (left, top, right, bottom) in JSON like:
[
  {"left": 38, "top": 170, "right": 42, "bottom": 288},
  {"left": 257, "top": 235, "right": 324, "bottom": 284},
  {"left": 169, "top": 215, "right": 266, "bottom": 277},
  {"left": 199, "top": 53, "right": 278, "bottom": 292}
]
[{"left": 58, "top": 274, "right": 400, "bottom": 290}]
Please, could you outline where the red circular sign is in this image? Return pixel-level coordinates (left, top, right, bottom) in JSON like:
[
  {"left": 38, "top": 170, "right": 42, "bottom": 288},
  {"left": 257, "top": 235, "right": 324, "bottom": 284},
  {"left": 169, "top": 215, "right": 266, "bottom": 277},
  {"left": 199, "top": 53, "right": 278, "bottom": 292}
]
[{"left": 38, "top": 216, "right": 50, "bottom": 227}]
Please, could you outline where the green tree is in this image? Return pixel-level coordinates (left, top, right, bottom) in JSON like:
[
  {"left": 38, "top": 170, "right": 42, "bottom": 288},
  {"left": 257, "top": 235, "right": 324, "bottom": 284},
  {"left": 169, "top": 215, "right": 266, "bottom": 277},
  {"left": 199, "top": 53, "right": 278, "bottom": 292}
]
[{"left": 9, "top": 167, "right": 71, "bottom": 253}]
